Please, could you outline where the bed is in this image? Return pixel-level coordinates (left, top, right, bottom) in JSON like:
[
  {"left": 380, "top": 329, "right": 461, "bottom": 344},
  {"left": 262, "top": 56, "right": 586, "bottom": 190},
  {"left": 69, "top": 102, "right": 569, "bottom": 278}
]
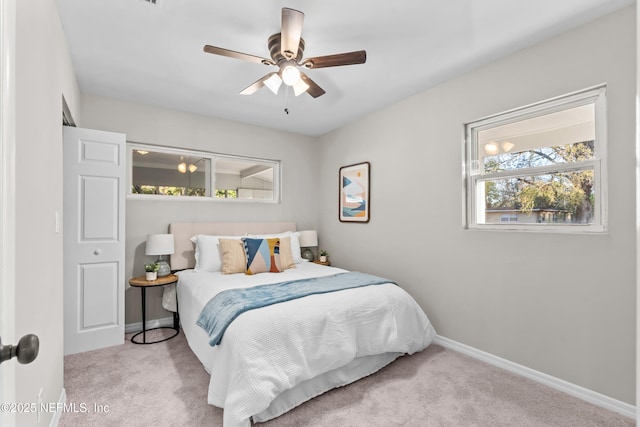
[{"left": 167, "top": 222, "right": 436, "bottom": 427}]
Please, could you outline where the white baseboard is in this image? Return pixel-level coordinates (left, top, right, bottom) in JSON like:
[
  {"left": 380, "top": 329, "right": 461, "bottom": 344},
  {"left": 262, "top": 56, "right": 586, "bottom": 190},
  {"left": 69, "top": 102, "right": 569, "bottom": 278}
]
[
  {"left": 125, "top": 316, "right": 174, "bottom": 334},
  {"left": 433, "top": 335, "right": 636, "bottom": 420},
  {"left": 48, "top": 387, "right": 66, "bottom": 427}
]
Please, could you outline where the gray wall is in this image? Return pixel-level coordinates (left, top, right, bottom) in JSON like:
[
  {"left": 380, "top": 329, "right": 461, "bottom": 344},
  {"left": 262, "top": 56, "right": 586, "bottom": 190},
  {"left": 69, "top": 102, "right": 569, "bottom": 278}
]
[
  {"left": 317, "top": 7, "right": 635, "bottom": 404},
  {"left": 78, "top": 94, "right": 319, "bottom": 324}
]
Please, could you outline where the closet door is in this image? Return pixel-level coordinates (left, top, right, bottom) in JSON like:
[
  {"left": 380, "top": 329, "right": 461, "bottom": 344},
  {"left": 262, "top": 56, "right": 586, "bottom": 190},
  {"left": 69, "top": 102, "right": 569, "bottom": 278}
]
[{"left": 63, "top": 126, "right": 125, "bottom": 355}]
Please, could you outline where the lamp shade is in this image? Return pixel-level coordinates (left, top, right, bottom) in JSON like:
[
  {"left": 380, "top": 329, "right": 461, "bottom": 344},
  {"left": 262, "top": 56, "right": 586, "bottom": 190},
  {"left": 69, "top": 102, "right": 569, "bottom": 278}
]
[
  {"left": 145, "top": 234, "right": 175, "bottom": 256},
  {"left": 293, "top": 79, "right": 310, "bottom": 96},
  {"left": 298, "top": 230, "right": 318, "bottom": 247},
  {"left": 264, "top": 73, "right": 282, "bottom": 95}
]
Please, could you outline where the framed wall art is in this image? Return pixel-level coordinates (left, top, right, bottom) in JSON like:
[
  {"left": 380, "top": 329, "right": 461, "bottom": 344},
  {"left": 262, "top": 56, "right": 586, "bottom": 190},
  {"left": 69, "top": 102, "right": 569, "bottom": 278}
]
[{"left": 339, "top": 161, "right": 370, "bottom": 223}]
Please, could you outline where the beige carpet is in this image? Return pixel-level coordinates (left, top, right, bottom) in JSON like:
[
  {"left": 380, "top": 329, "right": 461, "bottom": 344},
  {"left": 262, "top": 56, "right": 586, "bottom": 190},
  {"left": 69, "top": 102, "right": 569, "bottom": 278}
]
[{"left": 60, "top": 330, "right": 633, "bottom": 427}]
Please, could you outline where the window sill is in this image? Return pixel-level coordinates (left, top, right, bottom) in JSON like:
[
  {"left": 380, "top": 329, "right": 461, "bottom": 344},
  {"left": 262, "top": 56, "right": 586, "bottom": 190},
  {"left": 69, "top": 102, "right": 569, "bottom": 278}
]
[
  {"left": 465, "top": 223, "right": 607, "bottom": 234},
  {"left": 126, "top": 194, "right": 280, "bottom": 203}
]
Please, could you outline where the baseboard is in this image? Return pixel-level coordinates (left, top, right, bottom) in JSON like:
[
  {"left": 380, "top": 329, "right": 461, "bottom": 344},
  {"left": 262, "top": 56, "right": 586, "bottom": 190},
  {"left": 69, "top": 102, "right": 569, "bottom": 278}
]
[
  {"left": 432, "top": 335, "right": 636, "bottom": 420},
  {"left": 125, "top": 316, "right": 174, "bottom": 334},
  {"left": 48, "top": 387, "right": 66, "bottom": 427}
]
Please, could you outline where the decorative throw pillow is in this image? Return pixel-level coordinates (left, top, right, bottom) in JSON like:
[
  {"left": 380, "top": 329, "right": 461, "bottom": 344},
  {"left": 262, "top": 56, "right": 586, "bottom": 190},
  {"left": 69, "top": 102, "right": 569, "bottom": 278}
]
[
  {"left": 248, "top": 231, "right": 303, "bottom": 264},
  {"left": 242, "top": 237, "right": 282, "bottom": 275},
  {"left": 219, "top": 238, "right": 246, "bottom": 274},
  {"left": 278, "top": 236, "right": 296, "bottom": 270}
]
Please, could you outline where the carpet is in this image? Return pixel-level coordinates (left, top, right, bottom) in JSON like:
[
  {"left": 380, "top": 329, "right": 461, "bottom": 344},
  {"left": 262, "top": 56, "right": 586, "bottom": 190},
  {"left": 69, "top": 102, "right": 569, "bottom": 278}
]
[{"left": 60, "top": 330, "right": 633, "bottom": 426}]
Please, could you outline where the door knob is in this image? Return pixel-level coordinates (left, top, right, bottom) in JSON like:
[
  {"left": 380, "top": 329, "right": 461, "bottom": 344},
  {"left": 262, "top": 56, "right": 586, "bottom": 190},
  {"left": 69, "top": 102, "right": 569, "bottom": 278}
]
[
  {"left": 94, "top": 249, "right": 102, "bottom": 255},
  {"left": 0, "top": 334, "right": 39, "bottom": 365}
]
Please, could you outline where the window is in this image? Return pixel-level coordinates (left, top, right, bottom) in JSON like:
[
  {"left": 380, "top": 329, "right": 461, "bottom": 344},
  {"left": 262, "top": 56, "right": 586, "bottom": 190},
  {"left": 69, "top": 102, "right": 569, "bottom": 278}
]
[
  {"left": 500, "top": 213, "right": 518, "bottom": 223},
  {"left": 464, "top": 85, "right": 606, "bottom": 232},
  {"left": 128, "top": 144, "right": 280, "bottom": 202},
  {"left": 215, "top": 189, "right": 238, "bottom": 199}
]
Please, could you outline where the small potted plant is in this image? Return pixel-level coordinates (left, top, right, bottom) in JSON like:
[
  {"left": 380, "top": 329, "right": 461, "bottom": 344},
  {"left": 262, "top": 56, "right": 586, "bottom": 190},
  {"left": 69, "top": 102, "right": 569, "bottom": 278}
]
[
  {"left": 145, "top": 263, "right": 159, "bottom": 281},
  {"left": 319, "top": 250, "right": 328, "bottom": 263}
]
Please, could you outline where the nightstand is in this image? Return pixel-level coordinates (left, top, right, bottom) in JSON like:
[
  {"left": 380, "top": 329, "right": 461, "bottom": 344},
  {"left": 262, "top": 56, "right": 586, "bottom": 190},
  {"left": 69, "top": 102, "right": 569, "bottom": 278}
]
[
  {"left": 129, "top": 274, "right": 179, "bottom": 344},
  {"left": 313, "top": 260, "right": 331, "bottom": 266}
]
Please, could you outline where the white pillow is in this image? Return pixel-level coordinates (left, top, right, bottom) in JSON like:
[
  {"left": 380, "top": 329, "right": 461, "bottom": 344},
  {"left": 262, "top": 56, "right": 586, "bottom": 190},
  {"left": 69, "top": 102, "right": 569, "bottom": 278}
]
[
  {"left": 289, "top": 232, "right": 302, "bottom": 263},
  {"left": 191, "top": 235, "right": 242, "bottom": 272},
  {"left": 248, "top": 231, "right": 303, "bottom": 264}
]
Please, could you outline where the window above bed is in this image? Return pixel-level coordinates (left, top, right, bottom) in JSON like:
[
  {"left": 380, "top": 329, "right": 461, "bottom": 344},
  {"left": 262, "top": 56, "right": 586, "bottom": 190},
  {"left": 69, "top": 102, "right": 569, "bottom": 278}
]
[
  {"left": 463, "top": 85, "right": 607, "bottom": 233},
  {"left": 127, "top": 143, "right": 280, "bottom": 203}
]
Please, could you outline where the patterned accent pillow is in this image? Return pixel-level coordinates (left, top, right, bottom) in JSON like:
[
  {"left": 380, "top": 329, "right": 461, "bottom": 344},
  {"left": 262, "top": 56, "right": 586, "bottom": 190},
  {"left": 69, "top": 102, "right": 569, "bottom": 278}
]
[
  {"left": 242, "top": 237, "right": 282, "bottom": 275},
  {"left": 278, "top": 236, "right": 296, "bottom": 270},
  {"left": 219, "top": 238, "right": 246, "bottom": 274}
]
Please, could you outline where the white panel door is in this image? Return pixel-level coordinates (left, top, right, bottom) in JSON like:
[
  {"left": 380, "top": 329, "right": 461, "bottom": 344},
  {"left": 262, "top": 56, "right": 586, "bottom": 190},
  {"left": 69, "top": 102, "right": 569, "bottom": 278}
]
[{"left": 63, "top": 126, "right": 125, "bottom": 355}]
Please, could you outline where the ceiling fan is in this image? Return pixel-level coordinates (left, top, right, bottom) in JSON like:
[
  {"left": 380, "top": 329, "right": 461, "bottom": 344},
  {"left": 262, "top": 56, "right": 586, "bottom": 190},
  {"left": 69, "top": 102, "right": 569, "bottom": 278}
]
[{"left": 203, "top": 7, "right": 366, "bottom": 98}]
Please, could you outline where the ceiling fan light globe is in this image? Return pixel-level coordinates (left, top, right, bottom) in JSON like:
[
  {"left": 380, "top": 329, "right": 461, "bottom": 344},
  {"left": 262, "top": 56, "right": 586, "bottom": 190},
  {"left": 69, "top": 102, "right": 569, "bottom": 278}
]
[
  {"left": 293, "top": 79, "right": 310, "bottom": 96},
  {"left": 264, "top": 73, "right": 283, "bottom": 94},
  {"left": 282, "top": 65, "right": 301, "bottom": 86}
]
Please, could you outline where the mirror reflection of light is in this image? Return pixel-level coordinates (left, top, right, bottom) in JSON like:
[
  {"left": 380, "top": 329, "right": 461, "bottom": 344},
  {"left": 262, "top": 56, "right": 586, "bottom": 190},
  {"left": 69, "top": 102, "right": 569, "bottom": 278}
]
[
  {"left": 484, "top": 142, "right": 498, "bottom": 155},
  {"left": 501, "top": 141, "right": 515, "bottom": 152}
]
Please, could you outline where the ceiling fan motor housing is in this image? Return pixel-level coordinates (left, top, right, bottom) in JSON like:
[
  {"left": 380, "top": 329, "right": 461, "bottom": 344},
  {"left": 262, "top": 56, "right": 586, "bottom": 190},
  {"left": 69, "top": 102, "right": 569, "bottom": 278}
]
[{"left": 268, "top": 33, "right": 305, "bottom": 66}]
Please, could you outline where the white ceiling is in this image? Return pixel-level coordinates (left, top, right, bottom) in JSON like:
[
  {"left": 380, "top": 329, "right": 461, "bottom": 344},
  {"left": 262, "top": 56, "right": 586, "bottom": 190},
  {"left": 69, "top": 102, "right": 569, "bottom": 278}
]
[{"left": 55, "top": 0, "right": 633, "bottom": 137}]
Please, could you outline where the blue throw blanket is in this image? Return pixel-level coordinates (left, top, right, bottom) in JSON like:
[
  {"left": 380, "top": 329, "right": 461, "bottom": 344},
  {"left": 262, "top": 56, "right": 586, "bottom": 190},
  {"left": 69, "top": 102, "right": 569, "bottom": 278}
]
[{"left": 196, "top": 271, "right": 396, "bottom": 346}]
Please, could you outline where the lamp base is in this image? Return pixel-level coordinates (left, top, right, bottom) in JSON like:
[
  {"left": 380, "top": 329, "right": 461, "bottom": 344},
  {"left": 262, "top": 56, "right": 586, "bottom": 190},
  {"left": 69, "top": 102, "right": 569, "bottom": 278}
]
[
  {"left": 156, "top": 256, "right": 171, "bottom": 277},
  {"left": 301, "top": 248, "right": 314, "bottom": 262}
]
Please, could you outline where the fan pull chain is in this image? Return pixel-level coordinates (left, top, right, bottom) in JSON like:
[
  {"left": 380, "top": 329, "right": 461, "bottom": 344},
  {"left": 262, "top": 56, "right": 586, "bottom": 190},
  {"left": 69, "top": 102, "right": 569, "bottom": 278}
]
[{"left": 284, "top": 86, "right": 290, "bottom": 115}]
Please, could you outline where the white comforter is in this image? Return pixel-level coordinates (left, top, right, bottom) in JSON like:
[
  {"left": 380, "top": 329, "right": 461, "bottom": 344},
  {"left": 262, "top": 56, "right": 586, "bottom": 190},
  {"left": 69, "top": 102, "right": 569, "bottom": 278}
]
[{"left": 176, "top": 262, "right": 435, "bottom": 427}]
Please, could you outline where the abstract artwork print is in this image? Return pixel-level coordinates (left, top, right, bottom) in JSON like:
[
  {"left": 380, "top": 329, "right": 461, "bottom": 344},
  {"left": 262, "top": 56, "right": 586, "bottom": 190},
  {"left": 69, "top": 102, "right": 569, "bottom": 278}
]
[{"left": 339, "top": 162, "right": 370, "bottom": 223}]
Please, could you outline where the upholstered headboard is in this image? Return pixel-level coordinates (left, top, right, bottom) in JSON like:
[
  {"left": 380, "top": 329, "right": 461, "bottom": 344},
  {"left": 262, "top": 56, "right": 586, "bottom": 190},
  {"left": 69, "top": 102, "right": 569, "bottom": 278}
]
[{"left": 169, "top": 222, "right": 297, "bottom": 271}]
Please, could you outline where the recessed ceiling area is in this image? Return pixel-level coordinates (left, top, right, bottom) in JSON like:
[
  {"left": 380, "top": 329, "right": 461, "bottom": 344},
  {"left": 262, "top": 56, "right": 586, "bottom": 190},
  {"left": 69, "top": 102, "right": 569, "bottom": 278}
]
[{"left": 55, "top": 0, "right": 633, "bottom": 136}]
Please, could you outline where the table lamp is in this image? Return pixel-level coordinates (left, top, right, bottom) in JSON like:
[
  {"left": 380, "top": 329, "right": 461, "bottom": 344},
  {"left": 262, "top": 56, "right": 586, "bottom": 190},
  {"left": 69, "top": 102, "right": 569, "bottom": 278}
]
[{"left": 146, "top": 234, "right": 175, "bottom": 277}]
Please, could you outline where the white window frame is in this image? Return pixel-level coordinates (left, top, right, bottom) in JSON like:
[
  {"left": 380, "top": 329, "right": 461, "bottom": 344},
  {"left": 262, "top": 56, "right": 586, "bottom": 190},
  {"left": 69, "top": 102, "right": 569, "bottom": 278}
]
[
  {"left": 463, "top": 85, "right": 607, "bottom": 233},
  {"left": 127, "top": 143, "right": 281, "bottom": 203}
]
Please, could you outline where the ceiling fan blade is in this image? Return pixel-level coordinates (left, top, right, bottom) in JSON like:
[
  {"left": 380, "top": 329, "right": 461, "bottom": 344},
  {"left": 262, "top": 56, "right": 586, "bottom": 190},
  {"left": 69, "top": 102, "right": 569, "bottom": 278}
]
[
  {"left": 302, "top": 50, "right": 367, "bottom": 69},
  {"left": 203, "top": 45, "right": 274, "bottom": 66},
  {"left": 239, "top": 73, "right": 277, "bottom": 95},
  {"left": 300, "top": 72, "right": 326, "bottom": 98},
  {"left": 281, "top": 8, "right": 304, "bottom": 60}
]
